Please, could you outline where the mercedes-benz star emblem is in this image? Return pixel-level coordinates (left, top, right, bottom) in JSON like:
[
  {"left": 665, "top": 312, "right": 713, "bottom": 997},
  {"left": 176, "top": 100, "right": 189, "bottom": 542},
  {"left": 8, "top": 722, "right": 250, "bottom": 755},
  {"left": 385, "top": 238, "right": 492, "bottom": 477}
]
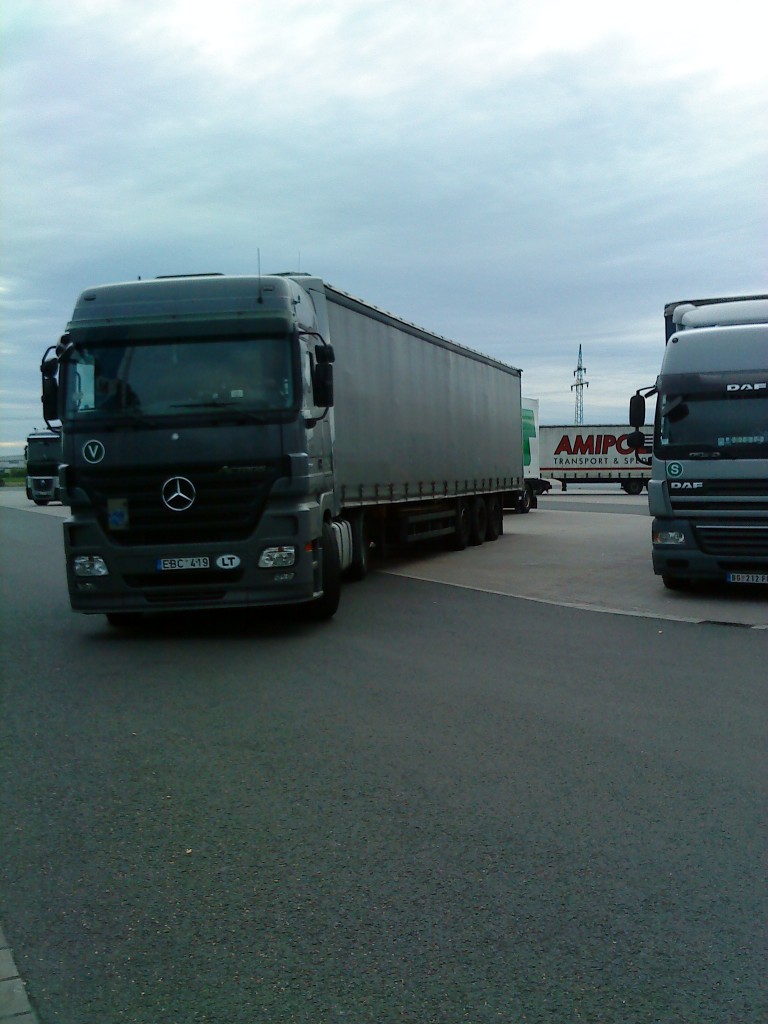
[{"left": 161, "top": 476, "right": 196, "bottom": 511}]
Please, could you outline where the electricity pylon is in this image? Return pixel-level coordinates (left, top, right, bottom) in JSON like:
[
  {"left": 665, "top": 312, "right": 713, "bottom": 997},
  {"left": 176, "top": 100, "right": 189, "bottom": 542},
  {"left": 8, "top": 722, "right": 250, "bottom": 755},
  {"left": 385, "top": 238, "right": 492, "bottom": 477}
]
[{"left": 571, "top": 344, "right": 589, "bottom": 424}]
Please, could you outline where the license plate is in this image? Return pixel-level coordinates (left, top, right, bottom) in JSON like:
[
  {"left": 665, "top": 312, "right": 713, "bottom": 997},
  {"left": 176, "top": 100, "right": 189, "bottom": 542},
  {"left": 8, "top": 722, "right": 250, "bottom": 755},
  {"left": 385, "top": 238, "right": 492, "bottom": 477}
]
[
  {"left": 727, "top": 572, "right": 768, "bottom": 585},
  {"left": 156, "top": 557, "right": 210, "bottom": 571}
]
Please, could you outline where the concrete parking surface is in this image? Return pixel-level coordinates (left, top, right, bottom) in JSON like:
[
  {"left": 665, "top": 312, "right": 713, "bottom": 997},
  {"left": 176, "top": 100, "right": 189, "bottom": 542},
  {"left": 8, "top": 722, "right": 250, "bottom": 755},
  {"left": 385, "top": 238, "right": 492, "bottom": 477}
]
[{"left": 384, "top": 491, "right": 768, "bottom": 628}]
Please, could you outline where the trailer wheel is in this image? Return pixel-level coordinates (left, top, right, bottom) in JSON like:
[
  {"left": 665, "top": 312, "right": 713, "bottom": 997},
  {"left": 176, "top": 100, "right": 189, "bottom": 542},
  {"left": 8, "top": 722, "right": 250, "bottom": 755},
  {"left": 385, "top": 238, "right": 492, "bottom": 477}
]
[
  {"left": 449, "top": 500, "right": 471, "bottom": 550},
  {"left": 485, "top": 496, "right": 502, "bottom": 541},
  {"left": 305, "top": 522, "right": 341, "bottom": 620},
  {"left": 469, "top": 496, "right": 487, "bottom": 545},
  {"left": 517, "top": 487, "right": 532, "bottom": 514},
  {"left": 344, "top": 512, "right": 369, "bottom": 582},
  {"left": 622, "top": 480, "right": 644, "bottom": 495}
]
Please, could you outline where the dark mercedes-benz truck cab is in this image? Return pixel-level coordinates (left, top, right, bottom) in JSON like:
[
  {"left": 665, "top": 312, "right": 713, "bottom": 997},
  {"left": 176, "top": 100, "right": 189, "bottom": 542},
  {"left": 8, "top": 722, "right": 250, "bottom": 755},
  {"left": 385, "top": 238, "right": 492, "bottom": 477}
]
[
  {"left": 43, "top": 275, "right": 339, "bottom": 623},
  {"left": 629, "top": 295, "right": 768, "bottom": 590}
]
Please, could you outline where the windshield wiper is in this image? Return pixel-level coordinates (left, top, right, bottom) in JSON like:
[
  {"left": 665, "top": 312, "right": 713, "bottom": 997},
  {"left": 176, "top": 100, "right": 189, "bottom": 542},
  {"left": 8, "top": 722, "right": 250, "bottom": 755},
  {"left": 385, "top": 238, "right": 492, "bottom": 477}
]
[{"left": 168, "top": 400, "right": 272, "bottom": 424}]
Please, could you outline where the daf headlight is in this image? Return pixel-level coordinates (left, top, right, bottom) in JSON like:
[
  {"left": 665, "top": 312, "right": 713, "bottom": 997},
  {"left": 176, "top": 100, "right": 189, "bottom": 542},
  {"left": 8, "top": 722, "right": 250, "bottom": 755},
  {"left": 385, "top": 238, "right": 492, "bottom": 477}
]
[
  {"left": 73, "top": 555, "right": 109, "bottom": 576},
  {"left": 258, "top": 545, "right": 296, "bottom": 569}
]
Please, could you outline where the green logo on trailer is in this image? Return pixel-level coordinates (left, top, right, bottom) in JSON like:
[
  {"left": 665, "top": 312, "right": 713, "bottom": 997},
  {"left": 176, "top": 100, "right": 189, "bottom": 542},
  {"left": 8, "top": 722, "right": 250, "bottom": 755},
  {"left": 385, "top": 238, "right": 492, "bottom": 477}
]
[{"left": 521, "top": 406, "right": 536, "bottom": 468}]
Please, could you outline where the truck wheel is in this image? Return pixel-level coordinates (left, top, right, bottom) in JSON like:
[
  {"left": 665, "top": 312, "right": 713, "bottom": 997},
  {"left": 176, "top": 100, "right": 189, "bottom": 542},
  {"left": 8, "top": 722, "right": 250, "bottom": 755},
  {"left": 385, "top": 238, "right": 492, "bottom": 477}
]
[
  {"left": 33, "top": 499, "right": 50, "bottom": 506},
  {"left": 469, "top": 496, "right": 487, "bottom": 545},
  {"left": 305, "top": 522, "right": 341, "bottom": 620},
  {"left": 518, "top": 487, "right": 532, "bottom": 514},
  {"left": 485, "top": 496, "right": 502, "bottom": 541},
  {"left": 449, "top": 500, "right": 471, "bottom": 550},
  {"left": 344, "top": 512, "right": 369, "bottom": 582}
]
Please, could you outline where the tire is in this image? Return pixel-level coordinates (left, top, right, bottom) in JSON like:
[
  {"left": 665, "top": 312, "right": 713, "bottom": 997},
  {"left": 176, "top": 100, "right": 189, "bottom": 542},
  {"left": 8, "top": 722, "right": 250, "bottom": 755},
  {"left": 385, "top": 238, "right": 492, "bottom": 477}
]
[
  {"left": 622, "top": 480, "right": 644, "bottom": 495},
  {"left": 304, "top": 522, "right": 341, "bottom": 620},
  {"left": 344, "top": 512, "right": 369, "bottom": 582},
  {"left": 485, "top": 495, "right": 502, "bottom": 541},
  {"left": 469, "top": 496, "right": 488, "bottom": 545},
  {"left": 33, "top": 499, "right": 50, "bottom": 506},
  {"left": 449, "top": 500, "right": 471, "bottom": 550},
  {"left": 518, "top": 487, "right": 532, "bottom": 514}
]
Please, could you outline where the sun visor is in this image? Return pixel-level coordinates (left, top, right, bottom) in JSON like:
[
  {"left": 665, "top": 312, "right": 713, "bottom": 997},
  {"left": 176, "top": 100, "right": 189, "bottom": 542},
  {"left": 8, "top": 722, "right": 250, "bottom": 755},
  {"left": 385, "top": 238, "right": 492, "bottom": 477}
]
[{"left": 65, "top": 312, "right": 294, "bottom": 343}]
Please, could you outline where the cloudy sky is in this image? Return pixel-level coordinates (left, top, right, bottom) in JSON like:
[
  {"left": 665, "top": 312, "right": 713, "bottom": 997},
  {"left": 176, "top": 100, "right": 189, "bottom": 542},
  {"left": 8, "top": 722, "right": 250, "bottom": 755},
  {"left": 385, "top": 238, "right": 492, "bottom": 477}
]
[{"left": 2, "top": 0, "right": 766, "bottom": 450}]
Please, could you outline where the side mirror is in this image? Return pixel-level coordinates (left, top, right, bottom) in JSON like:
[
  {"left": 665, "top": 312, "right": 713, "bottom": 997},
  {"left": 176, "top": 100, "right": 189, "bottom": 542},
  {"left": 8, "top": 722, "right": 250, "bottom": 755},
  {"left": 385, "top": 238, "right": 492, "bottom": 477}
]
[
  {"left": 42, "top": 376, "right": 59, "bottom": 422},
  {"left": 629, "top": 393, "right": 646, "bottom": 428},
  {"left": 311, "top": 343, "right": 335, "bottom": 407},
  {"left": 626, "top": 429, "right": 646, "bottom": 452},
  {"left": 313, "top": 362, "right": 334, "bottom": 408}
]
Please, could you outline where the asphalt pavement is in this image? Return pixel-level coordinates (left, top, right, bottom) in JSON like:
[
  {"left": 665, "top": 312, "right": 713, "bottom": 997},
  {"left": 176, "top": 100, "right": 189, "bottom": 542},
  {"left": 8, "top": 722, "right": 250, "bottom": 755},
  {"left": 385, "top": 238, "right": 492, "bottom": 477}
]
[{"left": 1, "top": 487, "right": 766, "bottom": 1023}]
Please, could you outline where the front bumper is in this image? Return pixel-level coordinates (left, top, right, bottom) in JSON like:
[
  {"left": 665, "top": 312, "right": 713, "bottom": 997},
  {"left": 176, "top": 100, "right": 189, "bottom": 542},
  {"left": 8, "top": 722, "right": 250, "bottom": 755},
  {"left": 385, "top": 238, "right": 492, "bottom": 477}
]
[
  {"left": 651, "top": 516, "right": 768, "bottom": 582},
  {"left": 64, "top": 510, "right": 323, "bottom": 614}
]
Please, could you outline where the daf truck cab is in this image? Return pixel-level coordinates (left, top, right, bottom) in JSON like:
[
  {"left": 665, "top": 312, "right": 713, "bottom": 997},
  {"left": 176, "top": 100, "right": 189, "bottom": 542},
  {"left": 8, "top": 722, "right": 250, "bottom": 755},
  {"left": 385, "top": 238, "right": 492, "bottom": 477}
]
[{"left": 628, "top": 295, "right": 768, "bottom": 589}]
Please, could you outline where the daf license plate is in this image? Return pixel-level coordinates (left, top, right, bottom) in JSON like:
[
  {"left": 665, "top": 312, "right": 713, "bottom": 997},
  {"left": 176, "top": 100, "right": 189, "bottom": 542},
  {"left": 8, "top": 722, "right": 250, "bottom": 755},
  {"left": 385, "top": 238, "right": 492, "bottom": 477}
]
[
  {"left": 156, "top": 557, "right": 210, "bottom": 571},
  {"left": 727, "top": 572, "right": 768, "bottom": 585}
]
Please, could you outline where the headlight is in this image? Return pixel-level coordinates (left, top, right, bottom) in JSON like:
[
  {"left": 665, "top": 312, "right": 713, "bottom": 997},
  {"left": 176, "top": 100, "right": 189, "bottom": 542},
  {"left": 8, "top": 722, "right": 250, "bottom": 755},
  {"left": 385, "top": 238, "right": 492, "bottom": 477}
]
[
  {"left": 258, "top": 545, "right": 296, "bottom": 568},
  {"left": 73, "top": 555, "right": 109, "bottom": 576},
  {"left": 653, "top": 529, "right": 686, "bottom": 545}
]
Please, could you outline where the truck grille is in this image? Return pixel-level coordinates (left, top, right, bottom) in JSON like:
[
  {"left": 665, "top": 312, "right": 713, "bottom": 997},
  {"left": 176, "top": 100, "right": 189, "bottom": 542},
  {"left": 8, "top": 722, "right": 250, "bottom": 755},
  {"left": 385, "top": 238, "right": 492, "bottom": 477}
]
[
  {"left": 670, "top": 479, "right": 768, "bottom": 513},
  {"left": 694, "top": 525, "right": 768, "bottom": 557},
  {"left": 80, "top": 462, "right": 285, "bottom": 546}
]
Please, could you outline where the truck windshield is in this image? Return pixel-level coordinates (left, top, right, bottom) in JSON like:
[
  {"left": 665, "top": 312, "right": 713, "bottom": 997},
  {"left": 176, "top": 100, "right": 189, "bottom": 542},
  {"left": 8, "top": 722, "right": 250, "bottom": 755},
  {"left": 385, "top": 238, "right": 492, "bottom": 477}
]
[
  {"left": 26, "top": 436, "right": 62, "bottom": 474},
  {"left": 27, "top": 437, "right": 61, "bottom": 461},
  {"left": 658, "top": 394, "right": 768, "bottom": 456},
  {"left": 63, "top": 336, "right": 295, "bottom": 422}
]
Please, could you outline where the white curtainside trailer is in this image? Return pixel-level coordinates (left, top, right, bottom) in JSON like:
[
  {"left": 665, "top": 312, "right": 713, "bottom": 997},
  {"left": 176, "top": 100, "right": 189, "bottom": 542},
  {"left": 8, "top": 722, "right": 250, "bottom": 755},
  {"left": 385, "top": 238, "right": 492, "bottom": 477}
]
[{"left": 538, "top": 424, "right": 652, "bottom": 493}]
